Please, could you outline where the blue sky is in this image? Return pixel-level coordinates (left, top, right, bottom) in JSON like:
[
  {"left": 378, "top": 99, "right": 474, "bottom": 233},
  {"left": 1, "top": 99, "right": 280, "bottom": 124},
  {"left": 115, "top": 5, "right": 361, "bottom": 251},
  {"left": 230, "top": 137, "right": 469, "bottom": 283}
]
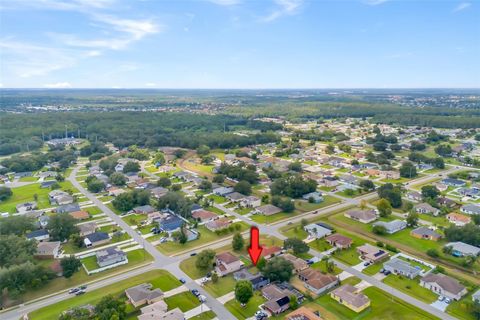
[{"left": 1, "top": 0, "right": 479, "bottom": 88}]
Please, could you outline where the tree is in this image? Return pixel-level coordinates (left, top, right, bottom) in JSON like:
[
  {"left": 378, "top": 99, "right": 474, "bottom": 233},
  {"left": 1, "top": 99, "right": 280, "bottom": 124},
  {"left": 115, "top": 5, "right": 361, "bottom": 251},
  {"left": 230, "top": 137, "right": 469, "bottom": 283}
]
[
  {"left": 197, "top": 145, "right": 210, "bottom": 156},
  {"left": 377, "top": 183, "right": 402, "bottom": 208},
  {"left": 376, "top": 198, "right": 392, "bottom": 218},
  {"left": 211, "top": 272, "right": 219, "bottom": 283},
  {"left": 157, "top": 177, "right": 172, "bottom": 187},
  {"left": 421, "top": 185, "right": 440, "bottom": 200},
  {"left": 112, "top": 192, "right": 135, "bottom": 212},
  {"left": 288, "top": 162, "right": 302, "bottom": 172},
  {"left": 0, "top": 215, "right": 35, "bottom": 236},
  {"left": 326, "top": 145, "right": 335, "bottom": 154},
  {"left": 234, "top": 180, "right": 252, "bottom": 195},
  {"left": 47, "top": 214, "right": 79, "bottom": 242},
  {"left": 60, "top": 256, "right": 81, "bottom": 278},
  {"left": 289, "top": 295, "right": 299, "bottom": 310},
  {"left": 399, "top": 161, "right": 417, "bottom": 178},
  {"left": 271, "top": 196, "right": 295, "bottom": 213},
  {"left": 300, "top": 218, "right": 308, "bottom": 228},
  {"left": 0, "top": 187, "right": 13, "bottom": 201},
  {"left": 232, "top": 232, "right": 245, "bottom": 251},
  {"left": 359, "top": 179, "right": 375, "bottom": 191},
  {"left": 435, "top": 144, "right": 452, "bottom": 157},
  {"left": 469, "top": 301, "right": 480, "bottom": 320},
  {"left": 123, "top": 161, "right": 140, "bottom": 173},
  {"left": 406, "top": 212, "right": 419, "bottom": 227},
  {"left": 213, "top": 174, "right": 225, "bottom": 183},
  {"left": 270, "top": 175, "right": 317, "bottom": 198},
  {"left": 235, "top": 280, "right": 253, "bottom": 305},
  {"left": 199, "top": 180, "right": 213, "bottom": 191},
  {"left": 284, "top": 238, "right": 309, "bottom": 255},
  {"left": 87, "top": 178, "right": 105, "bottom": 193},
  {"left": 58, "top": 307, "right": 92, "bottom": 320},
  {"left": 262, "top": 257, "right": 294, "bottom": 282},
  {"left": 372, "top": 225, "right": 387, "bottom": 235},
  {"left": 152, "top": 152, "right": 165, "bottom": 166},
  {"left": 109, "top": 172, "right": 127, "bottom": 186},
  {"left": 195, "top": 249, "right": 216, "bottom": 270},
  {"left": 95, "top": 295, "right": 127, "bottom": 320},
  {"left": 0, "top": 235, "right": 37, "bottom": 267},
  {"left": 157, "top": 192, "right": 192, "bottom": 218},
  {"left": 427, "top": 249, "right": 440, "bottom": 258}
]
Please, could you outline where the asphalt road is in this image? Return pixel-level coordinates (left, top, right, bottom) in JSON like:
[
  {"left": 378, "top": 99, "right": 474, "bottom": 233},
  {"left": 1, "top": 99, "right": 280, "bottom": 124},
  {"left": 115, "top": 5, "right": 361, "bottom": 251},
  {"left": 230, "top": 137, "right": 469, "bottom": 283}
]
[{"left": 1, "top": 164, "right": 460, "bottom": 320}]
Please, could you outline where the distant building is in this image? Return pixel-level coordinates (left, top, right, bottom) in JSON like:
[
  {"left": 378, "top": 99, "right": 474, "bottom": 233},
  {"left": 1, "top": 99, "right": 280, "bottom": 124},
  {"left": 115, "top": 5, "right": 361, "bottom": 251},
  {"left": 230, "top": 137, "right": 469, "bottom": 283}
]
[
  {"left": 35, "top": 241, "right": 61, "bottom": 259},
  {"left": 304, "top": 223, "right": 333, "bottom": 239},
  {"left": 215, "top": 252, "right": 243, "bottom": 276}
]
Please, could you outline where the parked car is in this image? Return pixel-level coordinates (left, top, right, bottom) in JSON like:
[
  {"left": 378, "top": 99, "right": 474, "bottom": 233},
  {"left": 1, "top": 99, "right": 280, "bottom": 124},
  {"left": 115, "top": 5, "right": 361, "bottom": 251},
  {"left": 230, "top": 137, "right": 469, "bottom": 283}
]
[
  {"left": 75, "top": 290, "right": 86, "bottom": 296},
  {"left": 198, "top": 295, "right": 207, "bottom": 303},
  {"left": 384, "top": 270, "right": 391, "bottom": 275},
  {"left": 363, "top": 262, "right": 370, "bottom": 267},
  {"left": 255, "top": 310, "right": 268, "bottom": 320},
  {"left": 191, "top": 289, "right": 200, "bottom": 297},
  {"left": 190, "top": 252, "right": 197, "bottom": 256},
  {"left": 439, "top": 296, "right": 445, "bottom": 301},
  {"left": 179, "top": 278, "right": 186, "bottom": 284},
  {"left": 68, "top": 288, "right": 80, "bottom": 294},
  {"left": 445, "top": 298, "right": 451, "bottom": 304}
]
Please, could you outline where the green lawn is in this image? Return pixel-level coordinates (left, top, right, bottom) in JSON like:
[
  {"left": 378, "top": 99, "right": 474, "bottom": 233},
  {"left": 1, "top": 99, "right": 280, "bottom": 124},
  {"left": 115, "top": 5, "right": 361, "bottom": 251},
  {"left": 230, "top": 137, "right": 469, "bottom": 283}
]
[
  {"left": 123, "top": 213, "right": 148, "bottom": 226},
  {"left": 382, "top": 274, "right": 438, "bottom": 304},
  {"left": 156, "top": 222, "right": 249, "bottom": 255},
  {"left": 362, "top": 263, "right": 383, "bottom": 276},
  {"left": 225, "top": 292, "right": 266, "bottom": 320},
  {"left": 204, "top": 275, "right": 236, "bottom": 297},
  {"left": 0, "top": 181, "right": 79, "bottom": 213},
  {"left": 28, "top": 269, "right": 179, "bottom": 320},
  {"left": 189, "top": 311, "right": 217, "bottom": 320},
  {"left": 307, "top": 286, "right": 439, "bottom": 320},
  {"left": 206, "top": 194, "right": 227, "bottom": 204},
  {"left": 164, "top": 291, "right": 201, "bottom": 312},
  {"left": 311, "top": 260, "right": 342, "bottom": 275},
  {"left": 447, "top": 288, "right": 478, "bottom": 320},
  {"left": 19, "top": 176, "right": 39, "bottom": 182},
  {"left": 84, "top": 206, "right": 102, "bottom": 215}
]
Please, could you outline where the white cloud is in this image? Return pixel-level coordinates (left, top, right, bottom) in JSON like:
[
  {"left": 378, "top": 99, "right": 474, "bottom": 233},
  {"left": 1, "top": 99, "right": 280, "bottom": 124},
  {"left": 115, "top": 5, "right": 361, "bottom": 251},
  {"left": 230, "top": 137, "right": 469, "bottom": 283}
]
[
  {"left": 262, "top": 0, "right": 303, "bottom": 22},
  {"left": 453, "top": 2, "right": 471, "bottom": 12},
  {"left": 364, "top": 0, "right": 389, "bottom": 5},
  {"left": 44, "top": 82, "right": 72, "bottom": 88},
  {"left": 1, "top": 0, "right": 115, "bottom": 12},
  {"left": 145, "top": 82, "right": 157, "bottom": 87}
]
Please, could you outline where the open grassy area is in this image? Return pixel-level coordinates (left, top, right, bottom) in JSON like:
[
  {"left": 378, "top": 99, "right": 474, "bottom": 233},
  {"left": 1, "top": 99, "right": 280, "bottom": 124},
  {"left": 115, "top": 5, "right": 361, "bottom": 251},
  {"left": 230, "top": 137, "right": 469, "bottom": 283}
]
[
  {"left": 156, "top": 222, "right": 249, "bottom": 255},
  {"left": 447, "top": 288, "right": 478, "bottom": 320},
  {"left": 204, "top": 275, "right": 236, "bottom": 297},
  {"left": 28, "top": 269, "right": 180, "bottom": 320},
  {"left": 225, "top": 292, "right": 266, "bottom": 320},
  {"left": 295, "top": 195, "right": 342, "bottom": 213},
  {"left": 382, "top": 274, "right": 438, "bottom": 304},
  {"left": 206, "top": 194, "right": 228, "bottom": 204},
  {"left": 362, "top": 263, "right": 383, "bottom": 276},
  {"left": 189, "top": 311, "right": 217, "bottom": 320},
  {"left": 0, "top": 181, "right": 79, "bottom": 213},
  {"left": 123, "top": 213, "right": 148, "bottom": 226},
  {"left": 165, "top": 291, "right": 201, "bottom": 312},
  {"left": 307, "top": 286, "right": 439, "bottom": 320}
]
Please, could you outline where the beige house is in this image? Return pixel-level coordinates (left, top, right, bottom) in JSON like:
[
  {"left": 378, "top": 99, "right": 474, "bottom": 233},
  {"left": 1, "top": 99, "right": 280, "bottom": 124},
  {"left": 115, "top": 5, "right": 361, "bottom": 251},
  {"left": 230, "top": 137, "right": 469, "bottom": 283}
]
[
  {"left": 215, "top": 252, "right": 243, "bottom": 276},
  {"left": 420, "top": 274, "right": 467, "bottom": 301},
  {"left": 125, "top": 283, "right": 164, "bottom": 308}
]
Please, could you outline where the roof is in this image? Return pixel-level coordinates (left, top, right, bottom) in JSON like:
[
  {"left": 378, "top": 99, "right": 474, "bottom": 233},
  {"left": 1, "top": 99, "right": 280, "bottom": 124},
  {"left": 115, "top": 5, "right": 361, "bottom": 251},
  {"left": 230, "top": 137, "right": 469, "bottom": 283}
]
[
  {"left": 36, "top": 241, "right": 60, "bottom": 254},
  {"left": 256, "top": 204, "right": 282, "bottom": 216},
  {"left": 414, "top": 203, "right": 439, "bottom": 213},
  {"left": 85, "top": 231, "right": 109, "bottom": 243},
  {"left": 216, "top": 252, "right": 239, "bottom": 264},
  {"left": 78, "top": 222, "right": 97, "bottom": 233},
  {"left": 226, "top": 191, "right": 246, "bottom": 201},
  {"left": 346, "top": 209, "right": 376, "bottom": 221},
  {"left": 205, "top": 217, "right": 231, "bottom": 230},
  {"left": 304, "top": 224, "right": 332, "bottom": 237},
  {"left": 57, "top": 203, "right": 81, "bottom": 213},
  {"left": 446, "top": 212, "right": 471, "bottom": 223},
  {"left": 96, "top": 247, "right": 126, "bottom": 264},
  {"left": 421, "top": 273, "right": 466, "bottom": 295},
  {"left": 286, "top": 306, "right": 322, "bottom": 320},
  {"left": 300, "top": 269, "right": 338, "bottom": 290},
  {"left": 384, "top": 258, "right": 420, "bottom": 276},
  {"left": 411, "top": 227, "right": 441, "bottom": 238},
  {"left": 326, "top": 234, "right": 352, "bottom": 246},
  {"left": 331, "top": 285, "right": 370, "bottom": 308},
  {"left": 69, "top": 210, "right": 90, "bottom": 220},
  {"left": 461, "top": 204, "right": 480, "bottom": 214},
  {"left": 191, "top": 209, "right": 217, "bottom": 220},
  {"left": 446, "top": 242, "right": 480, "bottom": 256},
  {"left": 27, "top": 229, "right": 49, "bottom": 239},
  {"left": 125, "top": 283, "right": 164, "bottom": 303},
  {"left": 372, "top": 220, "right": 407, "bottom": 232},
  {"left": 261, "top": 246, "right": 282, "bottom": 258}
]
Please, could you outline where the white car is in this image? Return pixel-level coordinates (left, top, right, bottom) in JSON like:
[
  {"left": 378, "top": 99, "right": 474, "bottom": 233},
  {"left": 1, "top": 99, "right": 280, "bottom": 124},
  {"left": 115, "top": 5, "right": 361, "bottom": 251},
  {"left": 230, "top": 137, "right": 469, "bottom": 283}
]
[{"left": 198, "top": 295, "right": 207, "bottom": 303}]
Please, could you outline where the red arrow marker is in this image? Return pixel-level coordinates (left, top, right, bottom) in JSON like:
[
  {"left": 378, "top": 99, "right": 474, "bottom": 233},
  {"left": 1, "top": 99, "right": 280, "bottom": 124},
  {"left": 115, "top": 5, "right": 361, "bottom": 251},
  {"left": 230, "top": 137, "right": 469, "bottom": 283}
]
[{"left": 248, "top": 226, "right": 263, "bottom": 266}]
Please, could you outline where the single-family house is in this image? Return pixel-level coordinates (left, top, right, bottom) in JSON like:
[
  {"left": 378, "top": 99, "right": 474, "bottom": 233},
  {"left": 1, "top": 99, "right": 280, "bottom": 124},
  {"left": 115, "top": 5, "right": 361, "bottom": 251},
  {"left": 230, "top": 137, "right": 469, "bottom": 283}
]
[
  {"left": 56, "top": 203, "right": 81, "bottom": 214},
  {"left": 96, "top": 247, "right": 128, "bottom": 268},
  {"left": 357, "top": 244, "right": 389, "bottom": 263},
  {"left": 414, "top": 203, "right": 440, "bottom": 216},
  {"left": 213, "top": 186, "right": 234, "bottom": 196},
  {"left": 26, "top": 229, "right": 50, "bottom": 242},
  {"left": 325, "top": 234, "right": 353, "bottom": 249},
  {"left": 16, "top": 202, "right": 37, "bottom": 213},
  {"left": 344, "top": 209, "right": 377, "bottom": 224},
  {"left": 35, "top": 241, "right": 61, "bottom": 259},
  {"left": 49, "top": 190, "right": 74, "bottom": 205},
  {"left": 438, "top": 197, "right": 457, "bottom": 208},
  {"left": 255, "top": 204, "right": 282, "bottom": 216},
  {"left": 281, "top": 253, "right": 309, "bottom": 273},
  {"left": 205, "top": 217, "right": 231, "bottom": 231},
  {"left": 441, "top": 178, "right": 466, "bottom": 187},
  {"left": 304, "top": 223, "right": 333, "bottom": 239},
  {"left": 330, "top": 285, "right": 370, "bottom": 313},
  {"left": 84, "top": 232, "right": 110, "bottom": 248},
  {"left": 225, "top": 192, "right": 246, "bottom": 202},
  {"left": 133, "top": 205, "right": 156, "bottom": 214},
  {"left": 302, "top": 191, "right": 324, "bottom": 203},
  {"left": 473, "top": 289, "right": 480, "bottom": 303},
  {"left": 215, "top": 252, "right": 243, "bottom": 277},
  {"left": 420, "top": 273, "right": 467, "bottom": 301},
  {"left": 383, "top": 258, "right": 421, "bottom": 279},
  {"left": 78, "top": 222, "right": 97, "bottom": 236},
  {"left": 461, "top": 204, "right": 480, "bottom": 215},
  {"left": 69, "top": 210, "right": 90, "bottom": 220},
  {"left": 239, "top": 196, "right": 261, "bottom": 208},
  {"left": 445, "top": 242, "right": 480, "bottom": 257},
  {"left": 410, "top": 227, "right": 442, "bottom": 241},
  {"left": 191, "top": 209, "right": 217, "bottom": 223},
  {"left": 372, "top": 220, "right": 407, "bottom": 234},
  {"left": 407, "top": 191, "right": 423, "bottom": 202},
  {"left": 261, "top": 246, "right": 283, "bottom": 260},
  {"left": 262, "top": 284, "right": 301, "bottom": 315},
  {"left": 285, "top": 307, "right": 322, "bottom": 320},
  {"left": 233, "top": 269, "right": 270, "bottom": 290},
  {"left": 298, "top": 269, "right": 339, "bottom": 295},
  {"left": 446, "top": 212, "right": 471, "bottom": 226},
  {"left": 125, "top": 283, "right": 164, "bottom": 308},
  {"left": 158, "top": 215, "right": 184, "bottom": 233}
]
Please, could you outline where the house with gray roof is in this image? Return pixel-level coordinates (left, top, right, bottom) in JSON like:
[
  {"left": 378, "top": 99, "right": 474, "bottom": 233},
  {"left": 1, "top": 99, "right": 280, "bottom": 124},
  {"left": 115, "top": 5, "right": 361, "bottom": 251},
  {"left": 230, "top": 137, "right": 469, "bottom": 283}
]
[
  {"left": 461, "top": 203, "right": 480, "bottom": 215},
  {"left": 445, "top": 242, "right": 480, "bottom": 257},
  {"left": 96, "top": 247, "right": 128, "bottom": 268},
  {"left": 344, "top": 209, "right": 377, "bottom": 223},
  {"left": 384, "top": 258, "right": 421, "bottom": 279},
  {"left": 372, "top": 220, "right": 407, "bottom": 234},
  {"left": 473, "top": 289, "right": 480, "bottom": 303},
  {"left": 125, "top": 283, "right": 164, "bottom": 308},
  {"left": 304, "top": 223, "right": 333, "bottom": 239},
  {"left": 414, "top": 203, "right": 440, "bottom": 216},
  {"left": 410, "top": 227, "right": 442, "bottom": 241},
  {"left": 302, "top": 191, "right": 324, "bottom": 203},
  {"left": 420, "top": 273, "right": 467, "bottom": 301}
]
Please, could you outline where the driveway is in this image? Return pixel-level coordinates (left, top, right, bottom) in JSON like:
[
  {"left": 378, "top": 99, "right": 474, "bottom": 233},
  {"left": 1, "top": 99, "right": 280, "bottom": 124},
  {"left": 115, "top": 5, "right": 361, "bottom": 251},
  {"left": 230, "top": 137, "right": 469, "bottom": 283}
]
[
  {"left": 352, "top": 261, "right": 369, "bottom": 272},
  {"left": 430, "top": 299, "right": 449, "bottom": 312}
]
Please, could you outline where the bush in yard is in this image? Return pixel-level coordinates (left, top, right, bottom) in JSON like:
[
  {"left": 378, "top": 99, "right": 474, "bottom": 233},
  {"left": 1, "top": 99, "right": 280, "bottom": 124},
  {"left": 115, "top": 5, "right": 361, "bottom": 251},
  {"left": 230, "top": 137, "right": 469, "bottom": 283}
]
[
  {"left": 372, "top": 225, "right": 387, "bottom": 235},
  {"left": 427, "top": 249, "right": 440, "bottom": 258},
  {"left": 195, "top": 249, "right": 216, "bottom": 270},
  {"left": 60, "top": 256, "right": 81, "bottom": 278}
]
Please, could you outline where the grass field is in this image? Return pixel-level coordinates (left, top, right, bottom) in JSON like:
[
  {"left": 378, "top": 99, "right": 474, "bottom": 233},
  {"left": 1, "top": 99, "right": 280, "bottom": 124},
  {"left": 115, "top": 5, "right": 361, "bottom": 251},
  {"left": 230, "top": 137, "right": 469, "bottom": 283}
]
[
  {"left": 156, "top": 222, "right": 249, "bottom": 255},
  {"left": 225, "top": 292, "right": 266, "bottom": 319},
  {"left": 382, "top": 274, "right": 438, "bottom": 304},
  {"left": 28, "top": 269, "right": 180, "bottom": 320},
  {"left": 204, "top": 275, "right": 236, "bottom": 297},
  {"left": 165, "top": 291, "right": 201, "bottom": 312},
  {"left": 0, "top": 181, "right": 79, "bottom": 213},
  {"left": 189, "top": 311, "right": 217, "bottom": 320}
]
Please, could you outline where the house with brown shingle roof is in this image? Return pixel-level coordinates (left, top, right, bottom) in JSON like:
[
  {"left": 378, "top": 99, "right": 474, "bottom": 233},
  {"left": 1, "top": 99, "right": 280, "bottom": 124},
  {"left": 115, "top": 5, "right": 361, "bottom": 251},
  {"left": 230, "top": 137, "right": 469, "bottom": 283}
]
[
  {"left": 215, "top": 252, "right": 243, "bottom": 276},
  {"left": 344, "top": 209, "right": 377, "bottom": 224},
  {"left": 330, "top": 284, "right": 370, "bottom": 312},
  {"left": 298, "top": 269, "right": 339, "bottom": 295},
  {"left": 125, "top": 283, "right": 164, "bottom": 308},
  {"left": 285, "top": 306, "right": 322, "bottom": 320},
  {"left": 191, "top": 209, "right": 217, "bottom": 223},
  {"left": 325, "top": 234, "right": 353, "bottom": 249},
  {"left": 261, "top": 246, "right": 283, "bottom": 260},
  {"left": 446, "top": 212, "right": 471, "bottom": 226},
  {"left": 281, "top": 253, "right": 309, "bottom": 273},
  {"left": 69, "top": 210, "right": 90, "bottom": 220},
  {"left": 205, "top": 217, "right": 231, "bottom": 231},
  {"left": 420, "top": 273, "right": 467, "bottom": 301}
]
